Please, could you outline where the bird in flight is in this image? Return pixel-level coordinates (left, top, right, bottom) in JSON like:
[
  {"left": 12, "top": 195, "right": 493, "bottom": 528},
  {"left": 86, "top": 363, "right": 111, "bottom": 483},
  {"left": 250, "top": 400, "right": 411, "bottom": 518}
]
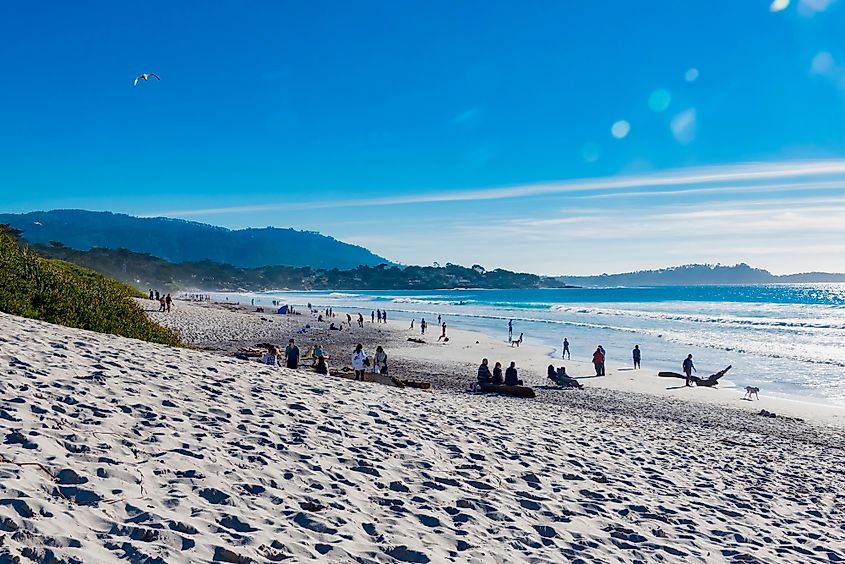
[{"left": 134, "top": 73, "right": 160, "bottom": 86}]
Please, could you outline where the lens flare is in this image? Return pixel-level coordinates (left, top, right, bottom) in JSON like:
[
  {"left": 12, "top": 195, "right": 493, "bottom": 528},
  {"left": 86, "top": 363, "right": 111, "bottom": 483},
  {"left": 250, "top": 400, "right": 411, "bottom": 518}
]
[
  {"left": 611, "top": 120, "right": 631, "bottom": 139},
  {"left": 648, "top": 89, "right": 672, "bottom": 112},
  {"left": 770, "top": 0, "right": 790, "bottom": 12},
  {"left": 581, "top": 142, "right": 602, "bottom": 163},
  {"left": 685, "top": 68, "right": 699, "bottom": 82}
]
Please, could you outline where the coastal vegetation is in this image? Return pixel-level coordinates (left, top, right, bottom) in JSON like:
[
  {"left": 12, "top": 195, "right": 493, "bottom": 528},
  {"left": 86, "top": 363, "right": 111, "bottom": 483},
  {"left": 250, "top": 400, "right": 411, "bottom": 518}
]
[
  {"left": 31, "top": 243, "right": 569, "bottom": 291},
  {"left": 0, "top": 227, "right": 182, "bottom": 346}
]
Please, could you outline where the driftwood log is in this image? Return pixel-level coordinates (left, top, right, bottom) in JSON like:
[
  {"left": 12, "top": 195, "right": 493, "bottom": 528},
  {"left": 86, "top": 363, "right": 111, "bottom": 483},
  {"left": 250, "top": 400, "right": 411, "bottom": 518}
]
[
  {"left": 479, "top": 383, "right": 536, "bottom": 398},
  {"left": 658, "top": 365, "right": 732, "bottom": 387}
]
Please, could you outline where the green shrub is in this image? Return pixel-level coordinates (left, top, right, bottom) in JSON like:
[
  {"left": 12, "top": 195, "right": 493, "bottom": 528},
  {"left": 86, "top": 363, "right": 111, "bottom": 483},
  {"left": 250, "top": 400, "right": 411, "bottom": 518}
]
[{"left": 0, "top": 232, "right": 182, "bottom": 347}]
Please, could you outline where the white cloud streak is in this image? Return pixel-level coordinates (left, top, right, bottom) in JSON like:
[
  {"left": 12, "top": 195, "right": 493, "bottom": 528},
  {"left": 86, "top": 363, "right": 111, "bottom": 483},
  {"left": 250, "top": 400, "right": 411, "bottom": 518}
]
[{"left": 144, "top": 160, "right": 845, "bottom": 218}]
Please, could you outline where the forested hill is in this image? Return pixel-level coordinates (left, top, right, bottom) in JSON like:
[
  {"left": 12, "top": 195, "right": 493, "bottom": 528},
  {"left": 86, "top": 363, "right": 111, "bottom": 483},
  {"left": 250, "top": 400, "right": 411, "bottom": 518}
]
[
  {"left": 0, "top": 210, "right": 388, "bottom": 270},
  {"left": 558, "top": 263, "right": 845, "bottom": 286},
  {"left": 29, "top": 243, "right": 572, "bottom": 292}
]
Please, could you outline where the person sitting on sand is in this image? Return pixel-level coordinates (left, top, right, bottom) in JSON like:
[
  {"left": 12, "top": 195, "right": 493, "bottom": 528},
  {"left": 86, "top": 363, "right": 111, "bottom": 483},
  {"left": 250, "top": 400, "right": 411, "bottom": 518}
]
[
  {"left": 477, "top": 359, "right": 493, "bottom": 384},
  {"left": 284, "top": 339, "right": 300, "bottom": 369},
  {"left": 504, "top": 362, "right": 522, "bottom": 386},
  {"left": 592, "top": 346, "right": 604, "bottom": 376},
  {"left": 315, "top": 355, "right": 328, "bottom": 375},
  {"left": 492, "top": 361, "right": 504, "bottom": 385},
  {"left": 261, "top": 346, "right": 279, "bottom": 366},
  {"left": 548, "top": 365, "right": 583, "bottom": 388},
  {"left": 374, "top": 345, "right": 388, "bottom": 375},
  {"left": 351, "top": 344, "right": 368, "bottom": 381}
]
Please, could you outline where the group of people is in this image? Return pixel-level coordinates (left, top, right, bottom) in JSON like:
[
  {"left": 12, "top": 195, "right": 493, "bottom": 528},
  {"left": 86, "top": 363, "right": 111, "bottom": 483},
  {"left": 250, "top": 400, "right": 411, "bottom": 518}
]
[
  {"left": 261, "top": 338, "right": 331, "bottom": 375},
  {"left": 477, "top": 358, "right": 523, "bottom": 386},
  {"left": 148, "top": 289, "right": 173, "bottom": 313},
  {"left": 351, "top": 343, "right": 388, "bottom": 381},
  {"left": 371, "top": 309, "right": 388, "bottom": 323}
]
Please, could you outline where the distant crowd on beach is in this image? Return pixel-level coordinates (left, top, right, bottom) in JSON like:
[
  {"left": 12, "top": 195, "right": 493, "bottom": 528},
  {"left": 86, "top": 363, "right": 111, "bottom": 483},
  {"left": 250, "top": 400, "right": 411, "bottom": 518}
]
[{"left": 148, "top": 289, "right": 173, "bottom": 313}]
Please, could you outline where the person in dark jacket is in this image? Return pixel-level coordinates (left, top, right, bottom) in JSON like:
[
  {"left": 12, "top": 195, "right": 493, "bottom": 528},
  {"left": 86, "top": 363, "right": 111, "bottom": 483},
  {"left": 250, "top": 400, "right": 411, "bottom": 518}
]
[
  {"left": 632, "top": 345, "right": 641, "bottom": 369},
  {"left": 592, "top": 347, "right": 605, "bottom": 376},
  {"left": 492, "top": 362, "right": 504, "bottom": 385},
  {"left": 504, "top": 362, "right": 522, "bottom": 386},
  {"left": 683, "top": 354, "right": 696, "bottom": 386},
  {"left": 477, "top": 358, "right": 493, "bottom": 384}
]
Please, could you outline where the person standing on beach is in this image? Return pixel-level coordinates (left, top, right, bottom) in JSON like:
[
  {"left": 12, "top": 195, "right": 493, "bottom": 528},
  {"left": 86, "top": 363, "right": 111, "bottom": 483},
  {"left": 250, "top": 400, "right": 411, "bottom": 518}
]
[
  {"left": 409, "top": 319, "right": 415, "bottom": 330},
  {"left": 562, "top": 338, "right": 570, "bottom": 359},
  {"left": 683, "top": 354, "right": 696, "bottom": 386},
  {"left": 149, "top": 289, "right": 154, "bottom": 300},
  {"left": 351, "top": 344, "right": 367, "bottom": 381},
  {"left": 632, "top": 345, "right": 641, "bottom": 369},
  {"left": 374, "top": 346, "right": 388, "bottom": 375},
  {"left": 508, "top": 319, "right": 513, "bottom": 342},
  {"left": 438, "top": 314, "right": 442, "bottom": 325},
  {"left": 592, "top": 346, "right": 605, "bottom": 376},
  {"left": 261, "top": 345, "right": 279, "bottom": 366},
  {"left": 284, "top": 339, "right": 300, "bottom": 369},
  {"left": 383, "top": 310, "right": 387, "bottom": 323},
  {"left": 376, "top": 309, "right": 381, "bottom": 323},
  {"left": 346, "top": 313, "right": 352, "bottom": 325},
  {"left": 598, "top": 344, "right": 606, "bottom": 375},
  {"left": 438, "top": 321, "right": 447, "bottom": 341},
  {"left": 421, "top": 318, "right": 427, "bottom": 335},
  {"left": 371, "top": 311, "right": 375, "bottom": 323},
  {"left": 357, "top": 313, "right": 364, "bottom": 328}
]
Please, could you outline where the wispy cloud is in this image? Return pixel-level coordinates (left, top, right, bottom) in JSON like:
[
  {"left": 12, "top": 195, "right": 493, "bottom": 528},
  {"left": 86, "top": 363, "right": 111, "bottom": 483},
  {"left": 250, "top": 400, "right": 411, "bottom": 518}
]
[{"left": 144, "top": 160, "right": 845, "bottom": 218}]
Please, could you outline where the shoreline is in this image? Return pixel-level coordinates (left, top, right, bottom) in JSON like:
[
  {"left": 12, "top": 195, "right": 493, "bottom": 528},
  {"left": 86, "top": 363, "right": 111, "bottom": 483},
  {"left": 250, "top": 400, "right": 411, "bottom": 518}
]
[{"left": 168, "top": 297, "right": 845, "bottom": 427}]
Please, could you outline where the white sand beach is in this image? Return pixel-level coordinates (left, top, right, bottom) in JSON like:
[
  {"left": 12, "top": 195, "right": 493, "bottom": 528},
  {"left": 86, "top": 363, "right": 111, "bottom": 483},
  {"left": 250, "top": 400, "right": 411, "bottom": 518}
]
[{"left": 1, "top": 301, "right": 844, "bottom": 562}]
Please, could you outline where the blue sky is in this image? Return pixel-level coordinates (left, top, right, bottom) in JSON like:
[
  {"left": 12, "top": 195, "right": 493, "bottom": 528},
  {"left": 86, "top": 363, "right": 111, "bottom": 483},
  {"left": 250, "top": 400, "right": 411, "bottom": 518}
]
[{"left": 2, "top": 0, "right": 845, "bottom": 274}]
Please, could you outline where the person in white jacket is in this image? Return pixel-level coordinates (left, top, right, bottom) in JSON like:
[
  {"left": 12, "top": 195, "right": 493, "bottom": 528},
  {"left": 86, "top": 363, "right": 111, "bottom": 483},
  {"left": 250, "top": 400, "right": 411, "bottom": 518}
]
[{"left": 351, "top": 343, "right": 368, "bottom": 381}]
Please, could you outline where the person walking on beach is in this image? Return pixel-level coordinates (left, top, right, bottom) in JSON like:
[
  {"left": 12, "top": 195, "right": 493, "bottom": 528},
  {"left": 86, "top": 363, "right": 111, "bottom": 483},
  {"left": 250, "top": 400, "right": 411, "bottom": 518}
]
[
  {"left": 508, "top": 319, "right": 513, "bottom": 342},
  {"left": 155, "top": 290, "right": 160, "bottom": 301},
  {"left": 421, "top": 318, "right": 427, "bottom": 335},
  {"left": 562, "top": 338, "right": 570, "bottom": 359},
  {"left": 438, "top": 321, "right": 447, "bottom": 341},
  {"left": 149, "top": 289, "right": 154, "bottom": 300},
  {"left": 346, "top": 313, "right": 352, "bottom": 325},
  {"left": 165, "top": 294, "right": 172, "bottom": 313},
  {"left": 284, "top": 339, "right": 300, "bottom": 369},
  {"left": 683, "top": 354, "right": 696, "bottom": 386},
  {"left": 592, "top": 346, "right": 605, "bottom": 376},
  {"left": 409, "top": 319, "right": 415, "bottom": 330},
  {"left": 357, "top": 313, "right": 364, "bottom": 328},
  {"left": 158, "top": 295, "right": 166, "bottom": 312},
  {"left": 632, "top": 345, "right": 641, "bottom": 369},
  {"left": 505, "top": 361, "right": 522, "bottom": 386},
  {"left": 382, "top": 310, "right": 387, "bottom": 323},
  {"left": 351, "top": 344, "right": 368, "bottom": 381}
]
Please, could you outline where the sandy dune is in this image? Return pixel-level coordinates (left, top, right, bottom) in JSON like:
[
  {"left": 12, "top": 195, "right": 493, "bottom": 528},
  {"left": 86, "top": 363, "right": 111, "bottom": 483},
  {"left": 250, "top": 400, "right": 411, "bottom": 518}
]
[{"left": 1, "top": 309, "right": 843, "bottom": 562}]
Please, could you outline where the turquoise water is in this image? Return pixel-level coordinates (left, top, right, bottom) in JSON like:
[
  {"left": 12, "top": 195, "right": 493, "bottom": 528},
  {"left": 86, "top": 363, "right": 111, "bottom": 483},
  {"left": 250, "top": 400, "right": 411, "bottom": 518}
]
[{"left": 219, "top": 285, "right": 845, "bottom": 405}]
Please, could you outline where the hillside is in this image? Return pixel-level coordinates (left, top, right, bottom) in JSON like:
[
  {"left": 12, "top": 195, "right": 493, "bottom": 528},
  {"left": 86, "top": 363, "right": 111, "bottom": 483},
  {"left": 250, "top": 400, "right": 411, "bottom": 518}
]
[
  {"left": 0, "top": 228, "right": 181, "bottom": 346},
  {"left": 32, "top": 244, "right": 571, "bottom": 291},
  {"left": 0, "top": 209, "right": 389, "bottom": 270},
  {"left": 560, "top": 263, "right": 845, "bottom": 286}
]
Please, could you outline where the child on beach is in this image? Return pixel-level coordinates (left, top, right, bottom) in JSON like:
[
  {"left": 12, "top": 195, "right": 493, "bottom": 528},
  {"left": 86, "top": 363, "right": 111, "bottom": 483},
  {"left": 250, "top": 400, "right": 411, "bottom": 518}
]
[
  {"left": 261, "top": 346, "right": 279, "bottom": 366},
  {"left": 374, "top": 345, "right": 388, "bottom": 375},
  {"left": 351, "top": 344, "right": 368, "bottom": 381}
]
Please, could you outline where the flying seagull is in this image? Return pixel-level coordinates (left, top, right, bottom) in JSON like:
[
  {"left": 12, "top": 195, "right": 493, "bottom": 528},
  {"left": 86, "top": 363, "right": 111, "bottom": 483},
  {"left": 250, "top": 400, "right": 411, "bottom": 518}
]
[{"left": 134, "top": 73, "right": 160, "bottom": 86}]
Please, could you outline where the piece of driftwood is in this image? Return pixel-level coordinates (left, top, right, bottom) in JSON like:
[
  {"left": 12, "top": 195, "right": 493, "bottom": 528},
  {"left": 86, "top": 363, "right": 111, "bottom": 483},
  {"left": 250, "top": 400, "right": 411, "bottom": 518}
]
[
  {"left": 479, "top": 383, "right": 536, "bottom": 398},
  {"left": 658, "top": 365, "right": 731, "bottom": 387},
  {"left": 401, "top": 380, "right": 432, "bottom": 390}
]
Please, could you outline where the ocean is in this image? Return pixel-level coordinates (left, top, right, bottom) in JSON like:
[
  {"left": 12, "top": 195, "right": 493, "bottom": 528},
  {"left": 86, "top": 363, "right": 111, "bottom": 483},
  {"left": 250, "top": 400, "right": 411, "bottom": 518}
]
[{"left": 211, "top": 285, "right": 845, "bottom": 406}]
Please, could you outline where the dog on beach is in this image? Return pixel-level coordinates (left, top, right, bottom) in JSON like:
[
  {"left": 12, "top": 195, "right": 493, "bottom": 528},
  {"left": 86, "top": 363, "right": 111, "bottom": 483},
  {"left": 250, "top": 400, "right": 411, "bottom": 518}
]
[{"left": 744, "top": 386, "right": 760, "bottom": 400}]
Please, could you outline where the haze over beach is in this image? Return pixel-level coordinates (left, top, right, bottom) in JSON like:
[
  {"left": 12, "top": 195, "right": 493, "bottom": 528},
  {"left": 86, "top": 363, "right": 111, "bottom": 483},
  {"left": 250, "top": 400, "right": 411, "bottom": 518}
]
[{"left": 2, "top": 1, "right": 845, "bottom": 563}]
